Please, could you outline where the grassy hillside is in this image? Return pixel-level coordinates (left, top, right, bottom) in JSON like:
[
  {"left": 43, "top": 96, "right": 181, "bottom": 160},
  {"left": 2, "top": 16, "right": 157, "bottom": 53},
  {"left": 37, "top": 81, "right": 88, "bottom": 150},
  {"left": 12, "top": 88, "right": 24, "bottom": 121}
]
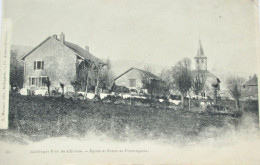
[{"left": 1, "top": 93, "right": 258, "bottom": 143}]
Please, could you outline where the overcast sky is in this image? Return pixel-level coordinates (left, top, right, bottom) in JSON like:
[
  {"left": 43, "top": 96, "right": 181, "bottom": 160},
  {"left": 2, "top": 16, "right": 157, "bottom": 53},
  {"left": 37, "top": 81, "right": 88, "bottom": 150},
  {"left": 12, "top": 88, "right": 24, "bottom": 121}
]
[{"left": 3, "top": 0, "right": 260, "bottom": 77}]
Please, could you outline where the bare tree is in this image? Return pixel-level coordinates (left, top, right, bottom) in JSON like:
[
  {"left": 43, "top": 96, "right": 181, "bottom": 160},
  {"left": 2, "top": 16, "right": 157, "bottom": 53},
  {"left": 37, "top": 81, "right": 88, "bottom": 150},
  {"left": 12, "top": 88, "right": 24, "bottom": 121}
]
[
  {"left": 60, "top": 83, "right": 64, "bottom": 97},
  {"left": 71, "top": 76, "right": 82, "bottom": 96},
  {"left": 226, "top": 76, "right": 246, "bottom": 111},
  {"left": 98, "top": 58, "right": 114, "bottom": 92},
  {"left": 192, "top": 68, "right": 207, "bottom": 95},
  {"left": 159, "top": 68, "right": 174, "bottom": 98},
  {"left": 73, "top": 58, "right": 106, "bottom": 99},
  {"left": 171, "top": 58, "right": 193, "bottom": 109},
  {"left": 141, "top": 66, "right": 160, "bottom": 98},
  {"left": 44, "top": 78, "right": 51, "bottom": 95}
]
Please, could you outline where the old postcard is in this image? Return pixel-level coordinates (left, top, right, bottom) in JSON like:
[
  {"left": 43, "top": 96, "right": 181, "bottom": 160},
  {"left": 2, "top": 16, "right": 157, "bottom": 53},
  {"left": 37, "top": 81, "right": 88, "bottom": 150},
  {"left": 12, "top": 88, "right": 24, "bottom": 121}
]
[{"left": 0, "top": 0, "right": 260, "bottom": 164}]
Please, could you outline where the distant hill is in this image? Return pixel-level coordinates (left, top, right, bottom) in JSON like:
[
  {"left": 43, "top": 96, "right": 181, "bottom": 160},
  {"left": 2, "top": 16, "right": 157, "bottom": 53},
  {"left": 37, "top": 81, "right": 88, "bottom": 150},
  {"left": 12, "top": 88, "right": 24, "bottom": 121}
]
[
  {"left": 11, "top": 45, "right": 33, "bottom": 60},
  {"left": 110, "top": 59, "right": 172, "bottom": 77}
]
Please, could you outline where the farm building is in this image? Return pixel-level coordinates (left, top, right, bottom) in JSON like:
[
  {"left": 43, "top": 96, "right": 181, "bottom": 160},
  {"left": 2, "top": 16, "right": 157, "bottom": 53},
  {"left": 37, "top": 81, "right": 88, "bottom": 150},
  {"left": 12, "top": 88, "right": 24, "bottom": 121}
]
[
  {"left": 114, "top": 67, "right": 161, "bottom": 94},
  {"left": 243, "top": 74, "right": 258, "bottom": 100},
  {"left": 20, "top": 32, "right": 105, "bottom": 94}
]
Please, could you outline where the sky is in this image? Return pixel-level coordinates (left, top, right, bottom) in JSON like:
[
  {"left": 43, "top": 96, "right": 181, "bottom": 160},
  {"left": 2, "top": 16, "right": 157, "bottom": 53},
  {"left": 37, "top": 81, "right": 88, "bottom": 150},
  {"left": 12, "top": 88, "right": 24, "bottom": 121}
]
[{"left": 2, "top": 0, "right": 260, "bottom": 77}]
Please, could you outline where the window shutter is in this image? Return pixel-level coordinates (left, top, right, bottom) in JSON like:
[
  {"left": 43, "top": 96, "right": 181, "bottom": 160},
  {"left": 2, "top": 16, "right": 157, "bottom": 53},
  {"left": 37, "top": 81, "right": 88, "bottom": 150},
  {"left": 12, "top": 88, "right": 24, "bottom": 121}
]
[
  {"left": 39, "top": 77, "right": 42, "bottom": 86},
  {"left": 42, "top": 61, "right": 44, "bottom": 69},
  {"left": 36, "top": 77, "right": 38, "bottom": 86},
  {"left": 34, "top": 61, "right": 36, "bottom": 70}
]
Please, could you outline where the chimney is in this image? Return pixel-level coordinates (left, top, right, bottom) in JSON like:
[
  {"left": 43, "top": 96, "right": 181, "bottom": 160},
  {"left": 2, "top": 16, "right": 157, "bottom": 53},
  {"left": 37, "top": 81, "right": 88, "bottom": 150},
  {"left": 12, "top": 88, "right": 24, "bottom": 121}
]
[
  {"left": 60, "top": 32, "right": 65, "bottom": 44},
  {"left": 53, "top": 34, "right": 57, "bottom": 40},
  {"left": 85, "top": 46, "right": 89, "bottom": 52}
]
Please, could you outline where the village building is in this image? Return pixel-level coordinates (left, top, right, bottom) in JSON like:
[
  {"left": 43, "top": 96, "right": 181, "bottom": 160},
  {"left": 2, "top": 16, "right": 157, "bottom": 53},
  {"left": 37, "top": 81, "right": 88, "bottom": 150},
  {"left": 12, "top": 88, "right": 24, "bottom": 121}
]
[
  {"left": 21, "top": 32, "right": 104, "bottom": 94},
  {"left": 191, "top": 40, "right": 221, "bottom": 99},
  {"left": 243, "top": 74, "right": 258, "bottom": 100},
  {"left": 113, "top": 67, "right": 161, "bottom": 94}
]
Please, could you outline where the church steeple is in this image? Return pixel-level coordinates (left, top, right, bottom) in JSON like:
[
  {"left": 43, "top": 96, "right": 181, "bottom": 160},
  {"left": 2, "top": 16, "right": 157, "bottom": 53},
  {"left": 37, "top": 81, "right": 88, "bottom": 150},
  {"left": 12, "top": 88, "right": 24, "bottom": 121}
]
[
  {"left": 196, "top": 40, "right": 205, "bottom": 57},
  {"left": 194, "top": 39, "right": 207, "bottom": 70}
]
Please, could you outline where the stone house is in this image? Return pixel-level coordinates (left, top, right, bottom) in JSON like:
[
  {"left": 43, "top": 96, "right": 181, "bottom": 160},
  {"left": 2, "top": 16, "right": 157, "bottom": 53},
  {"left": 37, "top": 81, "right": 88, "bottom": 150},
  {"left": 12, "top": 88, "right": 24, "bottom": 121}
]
[
  {"left": 243, "top": 74, "right": 258, "bottom": 100},
  {"left": 114, "top": 67, "right": 161, "bottom": 94},
  {"left": 21, "top": 32, "right": 104, "bottom": 94}
]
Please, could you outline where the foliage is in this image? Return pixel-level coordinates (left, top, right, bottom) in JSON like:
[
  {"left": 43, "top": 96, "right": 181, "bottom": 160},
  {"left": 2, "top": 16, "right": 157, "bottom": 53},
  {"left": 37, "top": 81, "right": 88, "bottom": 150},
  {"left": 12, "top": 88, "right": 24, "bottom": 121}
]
[
  {"left": 226, "top": 76, "right": 245, "bottom": 100},
  {"left": 171, "top": 58, "right": 193, "bottom": 108},
  {"left": 98, "top": 58, "right": 115, "bottom": 91},
  {"left": 226, "top": 76, "right": 246, "bottom": 110},
  {"left": 70, "top": 76, "right": 83, "bottom": 94},
  {"left": 172, "top": 58, "right": 192, "bottom": 94},
  {"left": 10, "top": 50, "right": 24, "bottom": 88}
]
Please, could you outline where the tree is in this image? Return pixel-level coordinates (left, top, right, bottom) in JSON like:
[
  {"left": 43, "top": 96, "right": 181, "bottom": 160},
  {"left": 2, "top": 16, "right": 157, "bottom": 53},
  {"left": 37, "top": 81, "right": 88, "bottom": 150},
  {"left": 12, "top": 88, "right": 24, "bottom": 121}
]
[
  {"left": 98, "top": 58, "right": 115, "bottom": 92},
  {"left": 10, "top": 50, "right": 24, "bottom": 89},
  {"left": 44, "top": 78, "right": 51, "bottom": 95},
  {"left": 75, "top": 59, "right": 94, "bottom": 94},
  {"left": 226, "top": 76, "right": 246, "bottom": 111},
  {"left": 171, "top": 58, "right": 193, "bottom": 109},
  {"left": 192, "top": 68, "right": 207, "bottom": 95},
  {"left": 60, "top": 83, "right": 64, "bottom": 97},
  {"left": 72, "top": 58, "right": 106, "bottom": 98},
  {"left": 71, "top": 76, "right": 82, "bottom": 96},
  {"left": 159, "top": 68, "right": 174, "bottom": 98},
  {"left": 141, "top": 66, "right": 160, "bottom": 98}
]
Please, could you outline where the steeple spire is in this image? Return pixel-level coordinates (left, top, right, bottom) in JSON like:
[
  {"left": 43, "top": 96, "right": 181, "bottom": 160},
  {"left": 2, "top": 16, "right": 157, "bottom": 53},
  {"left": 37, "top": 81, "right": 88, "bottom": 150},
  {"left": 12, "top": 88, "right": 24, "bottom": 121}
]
[
  {"left": 194, "top": 39, "right": 207, "bottom": 70},
  {"left": 196, "top": 39, "right": 205, "bottom": 57}
]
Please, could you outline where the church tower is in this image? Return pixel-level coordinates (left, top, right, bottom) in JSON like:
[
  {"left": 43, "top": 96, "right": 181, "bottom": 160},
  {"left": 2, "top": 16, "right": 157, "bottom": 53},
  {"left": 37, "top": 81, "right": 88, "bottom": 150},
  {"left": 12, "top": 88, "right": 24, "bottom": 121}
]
[{"left": 194, "top": 40, "right": 207, "bottom": 70}]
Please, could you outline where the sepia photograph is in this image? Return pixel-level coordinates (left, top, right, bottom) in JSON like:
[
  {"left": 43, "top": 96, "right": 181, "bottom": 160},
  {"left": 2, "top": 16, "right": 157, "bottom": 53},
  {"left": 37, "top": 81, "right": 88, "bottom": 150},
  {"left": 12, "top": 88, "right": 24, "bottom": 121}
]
[{"left": 0, "top": 0, "right": 259, "bottom": 164}]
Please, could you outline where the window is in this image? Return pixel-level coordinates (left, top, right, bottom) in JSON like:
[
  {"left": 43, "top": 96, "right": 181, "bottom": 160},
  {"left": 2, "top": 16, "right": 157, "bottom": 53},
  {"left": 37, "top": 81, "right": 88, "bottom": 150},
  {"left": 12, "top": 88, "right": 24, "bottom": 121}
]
[
  {"left": 197, "top": 59, "right": 199, "bottom": 63},
  {"left": 129, "top": 79, "right": 136, "bottom": 87},
  {"left": 34, "top": 61, "right": 44, "bottom": 70},
  {"left": 42, "top": 77, "right": 48, "bottom": 86},
  {"left": 201, "top": 59, "right": 204, "bottom": 63},
  {"left": 29, "top": 76, "right": 48, "bottom": 86},
  {"left": 32, "top": 77, "right": 36, "bottom": 85}
]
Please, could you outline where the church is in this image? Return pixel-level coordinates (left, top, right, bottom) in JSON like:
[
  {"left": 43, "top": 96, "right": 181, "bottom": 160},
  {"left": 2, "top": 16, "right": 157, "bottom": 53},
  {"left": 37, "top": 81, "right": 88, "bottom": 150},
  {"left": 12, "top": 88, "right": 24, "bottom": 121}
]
[{"left": 191, "top": 40, "right": 220, "bottom": 99}]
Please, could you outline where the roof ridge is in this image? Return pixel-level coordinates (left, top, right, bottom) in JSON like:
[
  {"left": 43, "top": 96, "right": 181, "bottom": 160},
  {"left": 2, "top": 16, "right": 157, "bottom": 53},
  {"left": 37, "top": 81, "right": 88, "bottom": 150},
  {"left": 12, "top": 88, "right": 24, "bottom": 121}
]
[{"left": 21, "top": 36, "right": 52, "bottom": 60}]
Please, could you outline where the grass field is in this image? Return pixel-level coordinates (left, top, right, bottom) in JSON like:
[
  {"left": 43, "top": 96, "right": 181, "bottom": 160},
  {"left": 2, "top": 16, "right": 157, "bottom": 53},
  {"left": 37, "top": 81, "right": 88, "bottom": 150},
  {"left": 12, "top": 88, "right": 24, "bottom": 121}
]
[{"left": 0, "top": 93, "right": 258, "bottom": 144}]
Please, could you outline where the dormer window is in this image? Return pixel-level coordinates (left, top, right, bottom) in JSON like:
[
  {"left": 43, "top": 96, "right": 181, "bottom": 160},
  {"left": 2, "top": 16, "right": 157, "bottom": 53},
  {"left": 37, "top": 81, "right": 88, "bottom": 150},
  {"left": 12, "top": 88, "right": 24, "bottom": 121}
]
[{"left": 34, "top": 61, "right": 44, "bottom": 70}]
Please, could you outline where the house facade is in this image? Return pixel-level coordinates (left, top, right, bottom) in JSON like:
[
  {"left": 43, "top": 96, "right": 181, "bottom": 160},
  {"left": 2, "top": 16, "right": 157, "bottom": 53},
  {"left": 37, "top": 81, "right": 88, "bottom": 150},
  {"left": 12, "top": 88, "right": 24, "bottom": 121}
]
[
  {"left": 114, "top": 67, "right": 160, "bottom": 93},
  {"left": 191, "top": 40, "right": 221, "bottom": 99},
  {"left": 21, "top": 32, "right": 104, "bottom": 94},
  {"left": 243, "top": 74, "right": 258, "bottom": 100}
]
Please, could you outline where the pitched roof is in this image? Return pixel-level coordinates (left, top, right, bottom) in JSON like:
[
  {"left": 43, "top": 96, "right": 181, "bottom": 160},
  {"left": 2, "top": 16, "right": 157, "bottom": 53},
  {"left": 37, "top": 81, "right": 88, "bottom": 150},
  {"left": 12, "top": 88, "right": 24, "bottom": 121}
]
[
  {"left": 21, "top": 36, "right": 52, "bottom": 60},
  {"left": 194, "top": 40, "right": 207, "bottom": 59},
  {"left": 21, "top": 35, "right": 104, "bottom": 64},
  {"left": 114, "top": 67, "right": 160, "bottom": 81},
  {"left": 135, "top": 68, "right": 160, "bottom": 80},
  {"left": 244, "top": 75, "right": 258, "bottom": 86},
  {"left": 64, "top": 41, "right": 104, "bottom": 64}
]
